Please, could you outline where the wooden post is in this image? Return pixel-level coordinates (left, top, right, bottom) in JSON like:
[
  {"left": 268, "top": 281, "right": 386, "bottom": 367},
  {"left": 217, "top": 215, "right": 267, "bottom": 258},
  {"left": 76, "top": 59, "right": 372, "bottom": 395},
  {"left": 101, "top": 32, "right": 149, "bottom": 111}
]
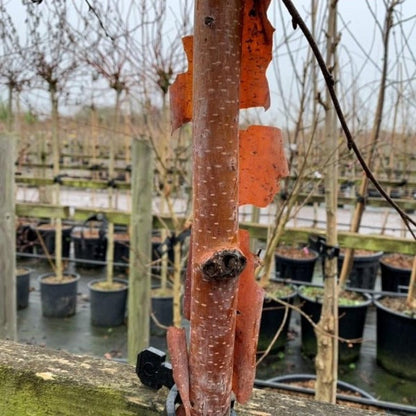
[
  {"left": 0, "top": 134, "right": 17, "bottom": 340},
  {"left": 106, "top": 221, "right": 115, "bottom": 287},
  {"left": 127, "top": 138, "right": 153, "bottom": 364}
]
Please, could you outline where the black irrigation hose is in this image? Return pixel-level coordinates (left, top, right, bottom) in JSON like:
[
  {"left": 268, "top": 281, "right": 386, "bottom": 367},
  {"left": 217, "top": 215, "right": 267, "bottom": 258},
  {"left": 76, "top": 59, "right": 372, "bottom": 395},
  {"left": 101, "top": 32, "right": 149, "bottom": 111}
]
[
  {"left": 16, "top": 251, "right": 127, "bottom": 268},
  {"left": 254, "top": 378, "right": 416, "bottom": 415}
]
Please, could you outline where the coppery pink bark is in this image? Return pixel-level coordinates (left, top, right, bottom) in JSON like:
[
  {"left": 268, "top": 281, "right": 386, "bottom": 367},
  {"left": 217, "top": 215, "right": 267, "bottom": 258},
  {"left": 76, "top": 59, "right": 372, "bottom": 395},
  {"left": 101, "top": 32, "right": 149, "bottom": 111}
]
[
  {"left": 189, "top": 2, "right": 245, "bottom": 414},
  {"left": 167, "top": 1, "right": 286, "bottom": 415}
]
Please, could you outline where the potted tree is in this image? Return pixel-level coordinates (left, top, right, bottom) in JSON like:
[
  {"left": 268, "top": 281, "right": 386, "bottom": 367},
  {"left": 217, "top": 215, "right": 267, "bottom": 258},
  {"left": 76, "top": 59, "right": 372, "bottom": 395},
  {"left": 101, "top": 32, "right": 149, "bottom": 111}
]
[
  {"left": 87, "top": 219, "right": 128, "bottom": 327},
  {"left": 23, "top": 0, "right": 80, "bottom": 318}
]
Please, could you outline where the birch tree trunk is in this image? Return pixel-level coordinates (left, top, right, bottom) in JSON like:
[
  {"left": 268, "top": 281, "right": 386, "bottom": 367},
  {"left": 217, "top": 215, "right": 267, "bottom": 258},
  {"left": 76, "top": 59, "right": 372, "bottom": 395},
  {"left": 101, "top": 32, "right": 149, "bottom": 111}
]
[{"left": 315, "top": 0, "right": 339, "bottom": 403}]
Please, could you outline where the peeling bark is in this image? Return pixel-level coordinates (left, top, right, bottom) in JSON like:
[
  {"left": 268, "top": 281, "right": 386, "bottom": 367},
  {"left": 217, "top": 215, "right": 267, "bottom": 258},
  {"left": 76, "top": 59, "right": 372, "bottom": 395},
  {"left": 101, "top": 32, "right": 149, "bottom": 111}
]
[{"left": 189, "top": 3, "right": 245, "bottom": 413}]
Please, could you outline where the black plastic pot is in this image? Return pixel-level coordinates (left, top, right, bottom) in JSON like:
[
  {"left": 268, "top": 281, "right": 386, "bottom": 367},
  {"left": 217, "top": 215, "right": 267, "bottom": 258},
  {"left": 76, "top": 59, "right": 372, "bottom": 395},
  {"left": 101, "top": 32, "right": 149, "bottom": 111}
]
[
  {"left": 113, "top": 233, "right": 130, "bottom": 267},
  {"left": 151, "top": 233, "right": 175, "bottom": 276},
  {"left": 375, "top": 296, "right": 416, "bottom": 380},
  {"left": 150, "top": 292, "right": 173, "bottom": 336},
  {"left": 298, "top": 288, "right": 372, "bottom": 364},
  {"left": 32, "top": 224, "right": 72, "bottom": 258},
  {"left": 38, "top": 272, "right": 80, "bottom": 318},
  {"left": 258, "top": 287, "right": 297, "bottom": 354},
  {"left": 88, "top": 279, "right": 128, "bottom": 327},
  {"left": 338, "top": 251, "right": 383, "bottom": 290},
  {"left": 16, "top": 267, "right": 31, "bottom": 310},
  {"left": 264, "top": 374, "right": 375, "bottom": 400},
  {"left": 16, "top": 223, "right": 37, "bottom": 255},
  {"left": 380, "top": 255, "right": 412, "bottom": 293},
  {"left": 275, "top": 248, "right": 319, "bottom": 283},
  {"left": 72, "top": 229, "right": 107, "bottom": 267}
]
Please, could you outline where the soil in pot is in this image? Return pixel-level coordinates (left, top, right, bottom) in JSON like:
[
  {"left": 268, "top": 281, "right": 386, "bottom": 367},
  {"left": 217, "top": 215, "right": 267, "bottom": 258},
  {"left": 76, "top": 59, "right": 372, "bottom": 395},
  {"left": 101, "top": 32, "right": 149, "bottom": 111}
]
[
  {"left": 150, "top": 288, "right": 173, "bottom": 336},
  {"left": 380, "top": 253, "right": 413, "bottom": 293},
  {"left": 39, "top": 273, "right": 80, "bottom": 318},
  {"left": 33, "top": 223, "right": 72, "bottom": 258},
  {"left": 16, "top": 268, "right": 31, "bottom": 309},
  {"left": 299, "top": 286, "right": 371, "bottom": 364},
  {"left": 88, "top": 279, "right": 128, "bottom": 327},
  {"left": 258, "top": 282, "right": 297, "bottom": 355},
  {"left": 375, "top": 296, "right": 416, "bottom": 380},
  {"left": 72, "top": 228, "right": 107, "bottom": 268},
  {"left": 275, "top": 246, "right": 318, "bottom": 283},
  {"left": 338, "top": 249, "right": 383, "bottom": 290}
]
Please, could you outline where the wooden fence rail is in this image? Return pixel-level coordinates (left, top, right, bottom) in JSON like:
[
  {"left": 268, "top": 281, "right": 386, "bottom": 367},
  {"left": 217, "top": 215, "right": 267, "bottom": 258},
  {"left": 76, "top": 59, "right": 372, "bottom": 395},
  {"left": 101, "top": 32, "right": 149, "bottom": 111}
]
[{"left": 15, "top": 203, "right": 415, "bottom": 255}]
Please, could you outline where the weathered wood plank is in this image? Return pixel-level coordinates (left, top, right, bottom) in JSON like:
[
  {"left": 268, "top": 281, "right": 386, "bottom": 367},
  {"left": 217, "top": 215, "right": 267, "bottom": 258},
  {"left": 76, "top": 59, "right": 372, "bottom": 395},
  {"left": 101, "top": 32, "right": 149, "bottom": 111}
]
[
  {"left": 16, "top": 176, "right": 130, "bottom": 190},
  {"left": 14, "top": 202, "right": 416, "bottom": 255},
  {"left": 0, "top": 340, "right": 380, "bottom": 416},
  {"left": 0, "top": 135, "right": 16, "bottom": 340},
  {"left": 128, "top": 139, "right": 153, "bottom": 364},
  {"left": 72, "top": 207, "right": 130, "bottom": 225},
  {"left": 241, "top": 224, "right": 416, "bottom": 255},
  {"left": 16, "top": 202, "right": 70, "bottom": 219}
]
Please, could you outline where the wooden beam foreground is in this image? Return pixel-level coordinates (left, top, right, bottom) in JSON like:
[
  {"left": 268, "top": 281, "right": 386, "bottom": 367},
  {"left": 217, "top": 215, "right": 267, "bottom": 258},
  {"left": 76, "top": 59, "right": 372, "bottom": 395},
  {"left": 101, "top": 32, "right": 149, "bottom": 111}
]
[{"left": 0, "top": 340, "right": 380, "bottom": 416}]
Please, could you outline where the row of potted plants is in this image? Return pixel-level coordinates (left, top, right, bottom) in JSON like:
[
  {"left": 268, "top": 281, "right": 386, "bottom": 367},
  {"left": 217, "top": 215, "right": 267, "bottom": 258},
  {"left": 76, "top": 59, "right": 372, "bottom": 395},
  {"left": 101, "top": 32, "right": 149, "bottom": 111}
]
[
  {"left": 259, "top": 247, "right": 415, "bottom": 380},
  {"left": 16, "top": 240, "right": 415, "bottom": 380}
]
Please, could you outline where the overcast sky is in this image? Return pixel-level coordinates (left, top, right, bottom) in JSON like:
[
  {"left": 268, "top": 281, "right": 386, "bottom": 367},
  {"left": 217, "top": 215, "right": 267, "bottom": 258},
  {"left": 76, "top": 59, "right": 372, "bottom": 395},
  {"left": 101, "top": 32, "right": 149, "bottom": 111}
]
[{"left": 1, "top": 0, "right": 416, "bottom": 130}]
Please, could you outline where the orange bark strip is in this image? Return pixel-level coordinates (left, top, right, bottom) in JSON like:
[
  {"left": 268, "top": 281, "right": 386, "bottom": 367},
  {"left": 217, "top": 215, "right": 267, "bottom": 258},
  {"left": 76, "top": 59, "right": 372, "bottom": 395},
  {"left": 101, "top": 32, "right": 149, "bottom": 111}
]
[
  {"left": 170, "top": 36, "right": 193, "bottom": 132},
  {"left": 232, "top": 229, "right": 264, "bottom": 404},
  {"left": 240, "top": 0, "right": 274, "bottom": 110},
  {"left": 170, "top": 0, "right": 274, "bottom": 132},
  {"left": 239, "top": 125, "right": 289, "bottom": 207},
  {"left": 166, "top": 327, "right": 191, "bottom": 416}
]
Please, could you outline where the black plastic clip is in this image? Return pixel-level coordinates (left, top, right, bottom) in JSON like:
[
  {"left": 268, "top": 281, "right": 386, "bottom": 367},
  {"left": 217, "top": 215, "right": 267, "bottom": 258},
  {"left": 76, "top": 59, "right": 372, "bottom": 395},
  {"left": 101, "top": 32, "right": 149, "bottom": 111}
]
[
  {"left": 356, "top": 193, "right": 367, "bottom": 204},
  {"left": 53, "top": 174, "right": 67, "bottom": 184},
  {"left": 313, "top": 235, "right": 339, "bottom": 260},
  {"left": 136, "top": 347, "right": 174, "bottom": 390},
  {"left": 107, "top": 178, "right": 118, "bottom": 188}
]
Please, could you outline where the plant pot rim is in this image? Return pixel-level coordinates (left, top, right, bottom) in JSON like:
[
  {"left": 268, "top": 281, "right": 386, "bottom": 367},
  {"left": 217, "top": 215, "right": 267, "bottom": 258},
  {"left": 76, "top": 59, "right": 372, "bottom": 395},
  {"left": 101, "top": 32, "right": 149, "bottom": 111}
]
[
  {"left": 380, "top": 255, "right": 412, "bottom": 271},
  {"left": 38, "top": 272, "right": 80, "bottom": 285},
  {"left": 264, "top": 279, "right": 297, "bottom": 300},
  {"left": 374, "top": 295, "right": 416, "bottom": 320},
  {"left": 339, "top": 250, "right": 383, "bottom": 259},
  {"left": 32, "top": 224, "right": 73, "bottom": 231},
  {"left": 151, "top": 287, "right": 174, "bottom": 298},
  {"left": 88, "top": 278, "right": 128, "bottom": 292},
  {"left": 16, "top": 267, "right": 32, "bottom": 276},
  {"left": 298, "top": 286, "right": 372, "bottom": 308},
  {"left": 275, "top": 247, "right": 319, "bottom": 261}
]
